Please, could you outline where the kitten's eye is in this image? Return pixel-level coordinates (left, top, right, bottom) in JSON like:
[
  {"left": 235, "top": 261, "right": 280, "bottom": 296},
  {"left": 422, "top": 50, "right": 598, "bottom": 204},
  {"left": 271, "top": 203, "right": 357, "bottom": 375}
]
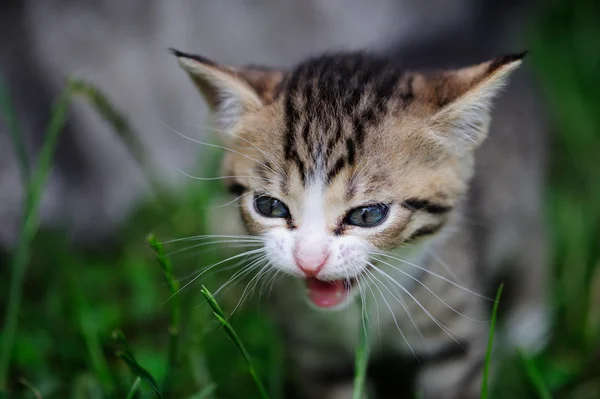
[
  {"left": 344, "top": 204, "right": 389, "bottom": 228},
  {"left": 254, "top": 195, "right": 290, "bottom": 218}
]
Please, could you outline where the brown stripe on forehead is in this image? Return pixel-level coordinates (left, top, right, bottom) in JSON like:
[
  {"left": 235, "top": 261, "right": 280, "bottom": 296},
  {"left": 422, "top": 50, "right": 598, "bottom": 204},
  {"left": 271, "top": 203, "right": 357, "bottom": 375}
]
[
  {"left": 279, "top": 52, "right": 416, "bottom": 185},
  {"left": 363, "top": 171, "right": 391, "bottom": 195},
  {"left": 326, "top": 156, "right": 346, "bottom": 184},
  {"left": 344, "top": 169, "right": 391, "bottom": 200},
  {"left": 282, "top": 64, "right": 302, "bottom": 160}
]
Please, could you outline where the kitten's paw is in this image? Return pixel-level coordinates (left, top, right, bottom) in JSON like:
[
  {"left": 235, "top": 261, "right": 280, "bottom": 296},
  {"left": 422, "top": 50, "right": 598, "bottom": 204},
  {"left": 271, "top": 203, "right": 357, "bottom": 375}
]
[{"left": 503, "top": 305, "right": 551, "bottom": 354}]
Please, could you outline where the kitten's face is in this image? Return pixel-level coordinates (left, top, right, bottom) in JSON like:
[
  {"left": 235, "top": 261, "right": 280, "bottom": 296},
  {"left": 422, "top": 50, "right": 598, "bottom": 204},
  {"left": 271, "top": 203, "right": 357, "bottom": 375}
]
[{"left": 174, "top": 50, "right": 523, "bottom": 309}]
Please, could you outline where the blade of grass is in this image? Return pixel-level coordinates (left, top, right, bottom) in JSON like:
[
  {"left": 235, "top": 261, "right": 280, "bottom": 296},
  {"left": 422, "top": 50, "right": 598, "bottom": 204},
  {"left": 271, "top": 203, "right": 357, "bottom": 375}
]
[
  {"left": 518, "top": 350, "right": 551, "bottom": 399},
  {"left": 147, "top": 234, "right": 181, "bottom": 397},
  {"left": 186, "top": 383, "right": 218, "bottom": 399},
  {"left": 112, "top": 330, "right": 134, "bottom": 358},
  {"left": 188, "top": 345, "right": 216, "bottom": 399},
  {"left": 0, "top": 76, "right": 29, "bottom": 183},
  {"left": 114, "top": 331, "right": 163, "bottom": 399},
  {"left": 352, "top": 299, "right": 369, "bottom": 399},
  {"left": 0, "top": 83, "right": 72, "bottom": 389},
  {"left": 67, "top": 256, "right": 115, "bottom": 394},
  {"left": 68, "top": 79, "right": 163, "bottom": 193},
  {"left": 200, "top": 285, "right": 270, "bottom": 399},
  {"left": 69, "top": 80, "right": 146, "bottom": 169},
  {"left": 17, "top": 378, "right": 42, "bottom": 399},
  {"left": 480, "top": 283, "right": 504, "bottom": 399},
  {"left": 125, "top": 377, "right": 142, "bottom": 399},
  {"left": 117, "top": 352, "right": 164, "bottom": 399}
]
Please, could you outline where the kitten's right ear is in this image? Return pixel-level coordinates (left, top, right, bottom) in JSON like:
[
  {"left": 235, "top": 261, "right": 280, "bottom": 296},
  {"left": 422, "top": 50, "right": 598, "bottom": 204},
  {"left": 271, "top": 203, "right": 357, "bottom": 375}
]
[{"left": 172, "top": 49, "right": 284, "bottom": 136}]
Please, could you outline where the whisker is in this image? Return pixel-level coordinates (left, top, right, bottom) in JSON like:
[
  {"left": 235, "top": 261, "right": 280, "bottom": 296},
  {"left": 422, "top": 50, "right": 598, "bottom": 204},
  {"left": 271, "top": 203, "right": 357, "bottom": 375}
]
[
  {"left": 363, "top": 269, "right": 418, "bottom": 358},
  {"left": 163, "top": 248, "right": 266, "bottom": 305},
  {"left": 177, "top": 168, "right": 270, "bottom": 183},
  {"left": 362, "top": 271, "right": 383, "bottom": 346},
  {"left": 212, "top": 254, "right": 269, "bottom": 296},
  {"left": 163, "top": 122, "right": 279, "bottom": 175},
  {"left": 193, "top": 122, "right": 287, "bottom": 177},
  {"left": 370, "top": 251, "right": 492, "bottom": 301},
  {"left": 167, "top": 244, "right": 265, "bottom": 264},
  {"left": 364, "top": 267, "right": 425, "bottom": 343},
  {"left": 166, "top": 240, "right": 263, "bottom": 257},
  {"left": 258, "top": 268, "right": 279, "bottom": 302},
  {"left": 369, "top": 265, "right": 463, "bottom": 346},
  {"left": 354, "top": 276, "right": 370, "bottom": 339},
  {"left": 229, "top": 261, "right": 272, "bottom": 317},
  {"left": 266, "top": 270, "right": 284, "bottom": 298},
  {"left": 426, "top": 249, "right": 462, "bottom": 284},
  {"left": 159, "top": 234, "right": 263, "bottom": 245},
  {"left": 173, "top": 254, "right": 260, "bottom": 284},
  {"left": 213, "top": 191, "right": 254, "bottom": 208},
  {"left": 372, "top": 256, "right": 488, "bottom": 323}
]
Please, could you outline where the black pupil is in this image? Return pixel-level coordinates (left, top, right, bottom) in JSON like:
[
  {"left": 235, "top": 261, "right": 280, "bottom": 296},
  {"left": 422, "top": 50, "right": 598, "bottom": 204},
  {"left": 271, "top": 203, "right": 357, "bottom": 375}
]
[
  {"left": 255, "top": 195, "right": 289, "bottom": 218},
  {"left": 347, "top": 205, "right": 387, "bottom": 227}
]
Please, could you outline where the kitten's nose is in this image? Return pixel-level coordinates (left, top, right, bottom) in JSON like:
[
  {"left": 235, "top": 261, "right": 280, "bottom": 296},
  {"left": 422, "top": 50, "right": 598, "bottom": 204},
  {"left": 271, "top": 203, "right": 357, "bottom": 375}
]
[{"left": 294, "top": 246, "right": 329, "bottom": 277}]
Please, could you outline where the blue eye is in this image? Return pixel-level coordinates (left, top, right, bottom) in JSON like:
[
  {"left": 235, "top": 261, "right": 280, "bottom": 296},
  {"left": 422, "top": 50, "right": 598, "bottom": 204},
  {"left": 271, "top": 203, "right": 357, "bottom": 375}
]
[
  {"left": 345, "top": 204, "right": 389, "bottom": 227},
  {"left": 254, "top": 195, "right": 290, "bottom": 218}
]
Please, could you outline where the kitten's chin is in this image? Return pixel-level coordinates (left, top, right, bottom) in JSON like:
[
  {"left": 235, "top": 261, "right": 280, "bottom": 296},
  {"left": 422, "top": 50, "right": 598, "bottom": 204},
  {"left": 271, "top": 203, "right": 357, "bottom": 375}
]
[{"left": 304, "top": 277, "right": 357, "bottom": 311}]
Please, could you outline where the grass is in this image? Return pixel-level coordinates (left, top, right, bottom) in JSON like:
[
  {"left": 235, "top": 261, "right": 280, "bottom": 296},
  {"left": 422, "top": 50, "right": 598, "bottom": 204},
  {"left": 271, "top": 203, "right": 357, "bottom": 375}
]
[
  {"left": 480, "top": 284, "right": 503, "bottom": 399},
  {"left": 200, "top": 285, "right": 269, "bottom": 399},
  {"left": 353, "top": 301, "right": 370, "bottom": 399},
  {"left": 0, "top": 80, "right": 72, "bottom": 389},
  {"left": 1, "top": 0, "right": 600, "bottom": 397}
]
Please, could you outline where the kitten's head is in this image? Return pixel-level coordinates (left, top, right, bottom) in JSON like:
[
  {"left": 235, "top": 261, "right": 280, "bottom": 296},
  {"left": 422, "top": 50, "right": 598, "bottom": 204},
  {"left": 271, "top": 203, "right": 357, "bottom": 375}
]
[{"left": 173, "top": 49, "right": 523, "bottom": 309}]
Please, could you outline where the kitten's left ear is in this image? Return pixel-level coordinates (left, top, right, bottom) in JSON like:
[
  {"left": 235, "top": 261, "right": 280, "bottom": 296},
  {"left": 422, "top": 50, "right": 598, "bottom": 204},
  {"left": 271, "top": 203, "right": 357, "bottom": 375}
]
[
  {"left": 172, "top": 49, "right": 284, "bottom": 136},
  {"left": 421, "top": 52, "right": 526, "bottom": 152}
]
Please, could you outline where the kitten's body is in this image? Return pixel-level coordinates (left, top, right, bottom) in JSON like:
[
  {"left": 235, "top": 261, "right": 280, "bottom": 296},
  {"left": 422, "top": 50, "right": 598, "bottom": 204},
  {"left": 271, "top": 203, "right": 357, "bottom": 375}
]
[{"left": 174, "top": 51, "right": 548, "bottom": 399}]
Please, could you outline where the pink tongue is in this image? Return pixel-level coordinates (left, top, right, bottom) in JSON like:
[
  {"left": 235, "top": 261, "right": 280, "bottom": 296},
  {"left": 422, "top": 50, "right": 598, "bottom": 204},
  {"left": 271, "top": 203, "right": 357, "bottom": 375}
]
[{"left": 306, "top": 278, "right": 346, "bottom": 308}]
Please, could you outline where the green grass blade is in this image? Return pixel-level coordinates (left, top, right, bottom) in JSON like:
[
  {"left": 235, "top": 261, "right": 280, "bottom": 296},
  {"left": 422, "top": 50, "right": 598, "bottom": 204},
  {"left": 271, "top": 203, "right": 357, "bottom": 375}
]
[
  {"left": 17, "top": 377, "right": 42, "bottom": 399},
  {"left": 518, "top": 350, "right": 551, "bottom": 399},
  {"left": 125, "top": 377, "right": 142, "bottom": 399},
  {"left": 111, "top": 330, "right": 134, "bottom": 358},
  {"left": 114, "top": 331, "right": 163, "bottom": 398},
  {"left": 353, "top": 301, "right": 370, "bottom": 399},
  {"left": 68, "top": 79, "right": 163, "bottom": 193},
  {"left": 200, "top": 285, "right": 270, "bottom": 399},
  {"left": 117, "top": 352, "right": 164, "bottom": 399},
  {"left": 68, "top": 79, "right": 146, "bottom": 168},
  {"left": 147, "top": 234, "right": 181, "bottom": 396},
  {"left": 186, "top": 383, "right": 218, "bottom": 399},
  {"left": 0, "top": 84, "right": 71, "bottom": 389},
  {"left": 480, "top": 283, "right": 504, "bottom": 399},
  {"left": 0, "top": 75, "right": 29, "bottom": 183}
]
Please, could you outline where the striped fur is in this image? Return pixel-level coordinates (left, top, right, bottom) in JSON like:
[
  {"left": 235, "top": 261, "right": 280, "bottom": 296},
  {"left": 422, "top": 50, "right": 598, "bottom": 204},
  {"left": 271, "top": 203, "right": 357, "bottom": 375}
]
[{"left": 174, "top": 50, "right": 547, "bottom": 399}]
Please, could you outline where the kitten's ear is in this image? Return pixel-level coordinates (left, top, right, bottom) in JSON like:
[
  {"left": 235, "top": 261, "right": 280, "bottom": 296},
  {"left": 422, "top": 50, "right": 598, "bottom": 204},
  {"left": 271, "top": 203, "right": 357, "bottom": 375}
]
[
  {"left": 172, "top": 49, "right": 284, "bottom": 136},
  {"left": 420, "top": 52, "right": 526, "bottom": 152}
]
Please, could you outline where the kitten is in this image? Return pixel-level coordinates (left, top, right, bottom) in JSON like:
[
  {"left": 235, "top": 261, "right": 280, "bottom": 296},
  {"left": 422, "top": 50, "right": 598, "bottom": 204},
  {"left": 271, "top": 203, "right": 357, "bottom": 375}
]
[{"left": 173, "top": 49, "right": 548, "bottom": 399}]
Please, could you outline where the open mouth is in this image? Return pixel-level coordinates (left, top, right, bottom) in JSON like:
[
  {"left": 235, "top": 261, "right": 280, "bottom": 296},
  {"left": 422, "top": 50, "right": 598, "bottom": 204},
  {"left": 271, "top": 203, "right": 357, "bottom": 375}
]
[{"left": 305, "top": 277, "right": 357, "bottom": 308}]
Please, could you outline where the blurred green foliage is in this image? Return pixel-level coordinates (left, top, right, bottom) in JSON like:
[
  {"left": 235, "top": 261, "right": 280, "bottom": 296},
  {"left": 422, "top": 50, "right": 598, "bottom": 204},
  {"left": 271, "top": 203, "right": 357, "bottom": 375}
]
[{"left": 1, "top": 0, "right": 600, "bottom": 397}]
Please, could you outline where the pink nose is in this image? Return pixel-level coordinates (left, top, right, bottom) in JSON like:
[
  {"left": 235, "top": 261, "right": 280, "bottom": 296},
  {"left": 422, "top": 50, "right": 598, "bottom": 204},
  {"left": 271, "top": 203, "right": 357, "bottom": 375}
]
[{"left": 294, "top": 250, "right": 329, "bottom": 277}]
